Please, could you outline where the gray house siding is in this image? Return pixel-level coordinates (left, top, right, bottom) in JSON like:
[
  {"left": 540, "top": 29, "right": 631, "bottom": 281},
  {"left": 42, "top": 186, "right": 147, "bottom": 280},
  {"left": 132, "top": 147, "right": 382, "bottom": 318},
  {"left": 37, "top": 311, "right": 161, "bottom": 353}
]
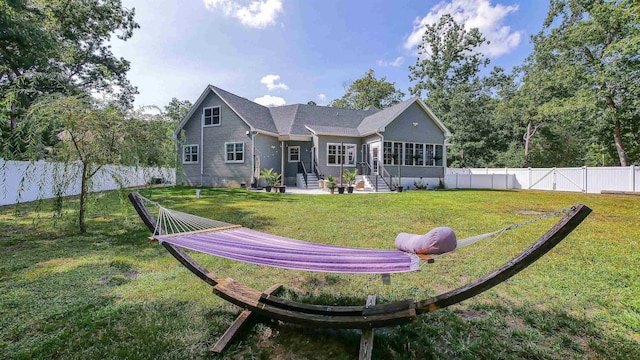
[
  {"left": 284, "top": 141, "right": 312, "bottom": 186},
  {"left": 383, "top": 102, "right": 446, "bottom": 179},
  {"left": 383, "top": 102, "right": 445, "bottom": 144},
  {"left": 315, "top": 135, "right": 361, "bottom": 180},
  {"left": 179, "top": 90, "right": 253, "bottom": 187},
  {"left": 254, "top": 134, "right": 281, "bottom": 185}
]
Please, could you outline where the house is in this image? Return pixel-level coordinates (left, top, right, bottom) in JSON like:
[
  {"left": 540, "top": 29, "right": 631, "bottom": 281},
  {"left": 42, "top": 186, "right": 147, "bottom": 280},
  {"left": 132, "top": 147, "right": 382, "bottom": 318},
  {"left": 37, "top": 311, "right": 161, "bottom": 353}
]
[{"left": 175, "top": 85, "right": 451, "bottom": 191}]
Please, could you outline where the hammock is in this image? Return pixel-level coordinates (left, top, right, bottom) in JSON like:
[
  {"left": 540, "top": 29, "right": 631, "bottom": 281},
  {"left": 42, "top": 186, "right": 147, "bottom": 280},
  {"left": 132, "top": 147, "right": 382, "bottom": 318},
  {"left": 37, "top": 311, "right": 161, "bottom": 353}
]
[
  {"left": 127, "top": 192, "right": 592, "bottom": 358},
  {"left": 146, "top": 197, "right": 569, "bottom": 274}
]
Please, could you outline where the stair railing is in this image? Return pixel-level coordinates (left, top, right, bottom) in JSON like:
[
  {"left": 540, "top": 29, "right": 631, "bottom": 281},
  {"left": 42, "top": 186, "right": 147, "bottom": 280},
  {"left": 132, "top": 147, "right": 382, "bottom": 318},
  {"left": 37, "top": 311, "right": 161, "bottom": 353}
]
[
  {"left": 378, "top": 162, "right": 394, "bottom": 190},
  {"left": 298, "top": 161, "right": 308, "bottom": 189}
]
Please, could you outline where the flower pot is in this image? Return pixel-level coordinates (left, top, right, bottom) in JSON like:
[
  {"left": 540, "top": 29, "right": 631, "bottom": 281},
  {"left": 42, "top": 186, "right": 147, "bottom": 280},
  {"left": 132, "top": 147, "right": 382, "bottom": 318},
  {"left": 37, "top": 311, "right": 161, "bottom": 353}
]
[
  {"left": 396, "top": 186, "right": 403, "bottom": 193},
  {"left": 347, "top": 186, "right": 354, "bottom": 194},
  {"left": 337, "top": 186, "right": 345, "bottom": 194},
  {"left": 278, "top": 186, "right": 286, "bottom": 193},
  {"left": 265, "top": 186, "right": 272, "bottom": 192}
]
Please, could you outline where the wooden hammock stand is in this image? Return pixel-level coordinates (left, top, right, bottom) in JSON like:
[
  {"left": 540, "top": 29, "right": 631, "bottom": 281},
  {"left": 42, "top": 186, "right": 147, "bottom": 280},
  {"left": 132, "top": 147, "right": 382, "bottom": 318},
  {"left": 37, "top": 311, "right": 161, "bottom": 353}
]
[{"left": 128, "top": 192, "right": 591, "bottom": 359}]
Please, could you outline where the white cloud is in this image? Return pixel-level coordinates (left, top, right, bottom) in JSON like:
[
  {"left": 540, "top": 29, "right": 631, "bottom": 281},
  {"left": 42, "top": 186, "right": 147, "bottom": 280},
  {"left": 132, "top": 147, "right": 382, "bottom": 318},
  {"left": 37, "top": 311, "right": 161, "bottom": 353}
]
[
  {"left": 317, "top": 93, "right": 326, "bottom": 102},
  {"left": 254, "top": 94, "right": 286, "bottom": 107},
  {"left": 203, "top": 0, "right": 283, "bottom": 29},
  {"left": 377, "top": 57, "right": 404, "bottom": 67},
  {"left": 260, "top": 74, "right": 289, "bottom": 91},
  {"left": 403, "top": 0, "right": 522, "bottom": 58}
]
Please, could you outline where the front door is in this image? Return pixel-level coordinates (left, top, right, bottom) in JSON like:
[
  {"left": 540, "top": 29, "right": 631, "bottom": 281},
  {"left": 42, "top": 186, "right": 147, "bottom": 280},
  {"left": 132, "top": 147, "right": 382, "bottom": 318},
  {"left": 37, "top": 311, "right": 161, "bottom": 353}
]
[{"left": 370, "top": 143, "right": 380, "bottom": 175}]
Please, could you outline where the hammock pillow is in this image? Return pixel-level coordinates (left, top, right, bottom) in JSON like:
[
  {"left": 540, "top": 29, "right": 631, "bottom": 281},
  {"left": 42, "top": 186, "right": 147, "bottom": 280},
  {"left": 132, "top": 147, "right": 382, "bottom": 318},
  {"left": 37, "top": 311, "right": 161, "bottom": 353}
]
[{"left": 395, "top": 227, "right": 457, "bottom": 255}]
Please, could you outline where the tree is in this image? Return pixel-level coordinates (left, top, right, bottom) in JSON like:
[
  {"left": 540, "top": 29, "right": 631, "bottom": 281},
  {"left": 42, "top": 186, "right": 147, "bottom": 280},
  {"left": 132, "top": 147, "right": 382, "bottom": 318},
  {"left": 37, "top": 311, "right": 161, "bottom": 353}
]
[
  {"left": 408, "top": 14, "right": 505, "bottom": 167},
  {"left": 531, "top": 0, "right": 640, "bottom": 166},
  {"left": 330, "top": 69, "right": 405, "bottom": 110},
  {"left": 1, "top": 0, "right": 139, "bottom": 133},
  {"left": 163, "top": 97, "right": 192, "bottom": 123},
  {"left": 23, "top": 95, "right": 129, "bottom": 233}
]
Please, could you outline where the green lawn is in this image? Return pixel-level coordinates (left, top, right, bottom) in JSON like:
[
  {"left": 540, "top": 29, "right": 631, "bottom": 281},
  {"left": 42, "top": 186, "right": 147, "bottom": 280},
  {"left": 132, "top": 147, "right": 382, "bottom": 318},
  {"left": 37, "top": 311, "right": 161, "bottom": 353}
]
[{"left": 1, "top": 187, "right": 638, "bottom": 359}]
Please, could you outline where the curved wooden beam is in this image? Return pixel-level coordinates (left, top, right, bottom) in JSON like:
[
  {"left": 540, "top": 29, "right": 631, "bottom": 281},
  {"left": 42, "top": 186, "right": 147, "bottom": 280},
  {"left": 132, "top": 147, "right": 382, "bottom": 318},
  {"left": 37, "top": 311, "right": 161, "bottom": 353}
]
[
  {"left": 128, "top": 192, "right": 591, "bottom": 328},
  {"left": 414, "top": 204, "right": 591, "bottom": 314}
]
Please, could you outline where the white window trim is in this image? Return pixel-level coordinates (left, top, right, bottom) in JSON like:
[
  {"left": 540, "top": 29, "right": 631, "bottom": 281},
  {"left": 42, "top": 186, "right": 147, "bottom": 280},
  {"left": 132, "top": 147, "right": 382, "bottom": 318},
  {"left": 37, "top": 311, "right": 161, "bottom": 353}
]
[
  {"left": 202, "top": 106, "right": 221, "bottom": 127},
  {"left": 326, "top": 143, "right": 357, "bottom": 167},
  {"left": 182, "top": 144, "right": 199, "bottom": 164},
  {"left": 224, "top": 141, "right": 244, "bottom": 163},
  {"left": 288, "top": 146, "right": 300, "bottom": 163}
]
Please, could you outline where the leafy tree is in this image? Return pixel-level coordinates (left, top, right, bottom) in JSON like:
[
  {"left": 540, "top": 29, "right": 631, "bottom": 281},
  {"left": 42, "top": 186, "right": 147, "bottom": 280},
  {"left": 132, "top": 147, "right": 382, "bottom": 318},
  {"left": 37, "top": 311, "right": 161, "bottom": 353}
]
[
  {"left": 530, "top": 0, "right": 640, "bottom": 166},
  {"left": 408, "top": 14, "right": 505, "bottom": 167},
  {"left": 1, "top": 0, "right": 139, "bottom": 133},
  {"left": 23, "top": 95, "right": 130, "bottom": 233},
  {"left": 330, "top": 69, "right": 405, "bottom": 110},
  {"left": 163, "top": 97, "right": 192, "bottom": 123},
  {"left": 306, "top": 100, "right": 317, "bottom": 106}
]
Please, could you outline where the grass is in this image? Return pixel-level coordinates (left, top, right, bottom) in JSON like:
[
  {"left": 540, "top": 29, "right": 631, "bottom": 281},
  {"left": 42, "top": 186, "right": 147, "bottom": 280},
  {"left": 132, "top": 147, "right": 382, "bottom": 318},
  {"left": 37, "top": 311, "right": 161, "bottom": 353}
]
[{"left": 1, "top": 186, "right": 638, "bottom": 359}]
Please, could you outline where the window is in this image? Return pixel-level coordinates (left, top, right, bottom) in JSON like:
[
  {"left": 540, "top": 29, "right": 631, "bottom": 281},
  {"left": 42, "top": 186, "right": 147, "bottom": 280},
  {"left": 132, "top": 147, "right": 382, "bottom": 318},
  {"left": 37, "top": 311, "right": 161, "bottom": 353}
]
[
  {"left": 404, "top": 143, "right": 414, "bottom": 166},
  {"left": 435, "top": 145, "right": 443, "bottom": 166},
  {"left": 415, "top": 143, "right": 424, "bottom": 166},
  {"left": 288, "top": 146, "right": 300, "bottom": 162},
  {"left": 203, "top": 106, "right": 220, "bottom": 126},
  {"left": 393, "top": 142, "right": 403, "bottom": 165},
  {"left": 183, "top": 144, "right": 199, "bottom": 164},
  {"left": 225, "top": 142, "right": 244, "bottom": 163},
  {"left": 383, "top": 141, "right": 393, "bottom": 165},
  {"left": 425, "top": 144, "right": 434, "bottom": 166},
  {"left": 327, "top": 143, "right": 356, "bottom": 166}
]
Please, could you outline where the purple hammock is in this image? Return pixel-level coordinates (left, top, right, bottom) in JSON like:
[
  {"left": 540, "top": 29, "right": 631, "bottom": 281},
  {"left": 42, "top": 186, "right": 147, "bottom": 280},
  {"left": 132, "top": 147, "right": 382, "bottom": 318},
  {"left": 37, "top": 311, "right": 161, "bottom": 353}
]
[{"left": 154, "top": 227, "right": 420, "bottom": 274}]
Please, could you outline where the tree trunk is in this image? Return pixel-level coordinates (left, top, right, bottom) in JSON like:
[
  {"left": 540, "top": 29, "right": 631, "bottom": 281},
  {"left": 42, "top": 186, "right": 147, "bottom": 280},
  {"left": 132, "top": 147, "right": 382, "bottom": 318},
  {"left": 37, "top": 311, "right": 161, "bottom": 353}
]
[
  {"left": 79, "top": 162, "right": 88, "bottom": 233},
  {"left": 605, "top": 95, "right": 628, "bottom": 166}
]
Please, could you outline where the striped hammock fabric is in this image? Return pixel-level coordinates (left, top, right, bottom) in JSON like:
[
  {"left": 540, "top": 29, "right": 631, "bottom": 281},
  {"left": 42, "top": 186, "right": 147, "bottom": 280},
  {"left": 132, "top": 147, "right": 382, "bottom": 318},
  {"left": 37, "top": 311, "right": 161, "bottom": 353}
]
[{"left": 155, "top": 227, "right": 421, "bottom": 274}]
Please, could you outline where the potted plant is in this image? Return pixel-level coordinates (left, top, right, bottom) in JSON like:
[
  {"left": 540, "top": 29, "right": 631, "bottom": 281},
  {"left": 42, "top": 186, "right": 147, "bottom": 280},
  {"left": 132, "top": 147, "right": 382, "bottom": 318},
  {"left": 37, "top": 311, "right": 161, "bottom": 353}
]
[
  {"left": 343, "top": 168, "right": 358, "bottom": 194},
  {"left": 395, "top": 177, "right": 403, "bottom": 192},
  {"left": 326, "top": 175, "right": 337, "bottom": 194},
  {"left": 260, "top": 168, "right": 280, "bottom": 192}
]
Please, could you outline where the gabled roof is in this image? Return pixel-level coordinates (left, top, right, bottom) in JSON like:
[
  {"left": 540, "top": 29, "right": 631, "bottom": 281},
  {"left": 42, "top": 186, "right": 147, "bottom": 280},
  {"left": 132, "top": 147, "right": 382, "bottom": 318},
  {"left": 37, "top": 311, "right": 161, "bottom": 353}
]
[
  {"left": 176, "top": 86, "right": 450, "bottom": 139},
  {"left": 358, "top": 97, "right": 451, "bottom": 137}
]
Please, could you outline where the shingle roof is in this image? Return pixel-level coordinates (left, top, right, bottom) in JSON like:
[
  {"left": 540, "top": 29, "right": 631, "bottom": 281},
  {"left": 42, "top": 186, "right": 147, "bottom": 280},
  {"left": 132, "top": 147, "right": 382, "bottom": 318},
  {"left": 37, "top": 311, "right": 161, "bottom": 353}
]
[
  {"left": 179, "top": 86, "right": 449, "bottom": 138},
  {"left": 209, "top": 85, "right": 278, "bottom": 134},
  {"left": 357, "top": 97, "right": 417, "bottom": 135}
]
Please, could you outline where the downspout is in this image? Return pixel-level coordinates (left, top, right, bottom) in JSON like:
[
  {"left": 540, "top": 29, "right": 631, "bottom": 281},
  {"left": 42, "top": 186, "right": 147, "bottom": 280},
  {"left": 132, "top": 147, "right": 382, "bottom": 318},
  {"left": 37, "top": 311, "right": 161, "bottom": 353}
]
[
  {"left": 200, "top": 116, "right": 204, "bottom": 186},
  {"left": 281, "top": 141, "right": 285, "bottom": 186},
  {"left": 251, "top": 129, "right": 256, "bottom": 187},
  {"left": 376, "top": 130, "right": 384, "bottom": 192}
]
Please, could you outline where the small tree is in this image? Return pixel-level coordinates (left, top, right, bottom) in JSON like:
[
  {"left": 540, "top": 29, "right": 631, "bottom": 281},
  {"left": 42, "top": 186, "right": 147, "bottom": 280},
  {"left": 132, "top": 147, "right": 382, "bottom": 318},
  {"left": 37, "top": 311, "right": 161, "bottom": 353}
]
[{"left": 25, "top": 95, "right": 129, "bottom": 233}]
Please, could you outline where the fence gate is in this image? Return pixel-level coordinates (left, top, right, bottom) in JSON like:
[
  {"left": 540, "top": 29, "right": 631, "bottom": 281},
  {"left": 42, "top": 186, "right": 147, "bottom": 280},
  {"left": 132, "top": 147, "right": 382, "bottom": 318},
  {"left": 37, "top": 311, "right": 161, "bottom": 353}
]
[{"left": 529, "top": 167, "right": 585, "bottom": 192}]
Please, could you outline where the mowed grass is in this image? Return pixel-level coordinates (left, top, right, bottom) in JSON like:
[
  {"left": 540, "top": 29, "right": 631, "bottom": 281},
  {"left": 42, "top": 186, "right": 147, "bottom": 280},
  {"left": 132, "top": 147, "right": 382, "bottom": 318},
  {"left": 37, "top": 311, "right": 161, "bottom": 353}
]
[{"left": 1, "top": 186, "right": 638, "bottom": 359}]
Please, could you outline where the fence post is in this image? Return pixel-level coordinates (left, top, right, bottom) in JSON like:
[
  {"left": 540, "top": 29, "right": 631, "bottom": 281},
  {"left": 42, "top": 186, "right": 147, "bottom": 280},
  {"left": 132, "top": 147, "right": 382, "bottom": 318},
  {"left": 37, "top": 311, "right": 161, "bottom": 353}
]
[
  {"left": 583, "top": 166, "right": 588, "bottom": 193},
  {"left": 552, "top": 168, "right": 557, "bottom": 191},
  {"left": 631, "top": 165, "right": 636, "bottom": 192},
  {"left": 528, "top": 167, "right": 532, "bottom": 189}
]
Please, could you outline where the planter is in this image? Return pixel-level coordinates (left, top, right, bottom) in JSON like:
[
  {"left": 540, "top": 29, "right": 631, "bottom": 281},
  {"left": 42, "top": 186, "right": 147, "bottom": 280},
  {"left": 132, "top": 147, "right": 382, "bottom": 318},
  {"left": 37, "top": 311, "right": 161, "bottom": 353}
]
[
  {"left": 347, "top": 186, "right": 354, "bottom": 194},
  {"left": 337, "top": 186, "right": 345, "bottom": 194},
  {"left": 396, "top": 186, "right": 403, "bottom": 193},
  {"left": 278, "top": 186, "right": 286, "bottom": 193},
  {"left": 265, "top": 186, "right": 272, "bottom": 192}
]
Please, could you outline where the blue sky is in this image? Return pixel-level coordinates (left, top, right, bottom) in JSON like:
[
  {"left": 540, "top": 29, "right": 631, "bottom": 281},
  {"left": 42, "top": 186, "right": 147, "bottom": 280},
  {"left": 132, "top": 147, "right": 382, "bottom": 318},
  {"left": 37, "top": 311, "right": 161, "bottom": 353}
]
[{"left": 109, "top": 0, "right": 550, "bottom": 111}]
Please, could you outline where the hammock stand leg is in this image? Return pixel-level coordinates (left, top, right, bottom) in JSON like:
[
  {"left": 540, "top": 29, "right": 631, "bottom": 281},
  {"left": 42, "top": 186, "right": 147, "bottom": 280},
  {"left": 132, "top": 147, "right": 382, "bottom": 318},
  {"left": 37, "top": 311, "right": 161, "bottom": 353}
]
[
  {"left": 212, "top": 283, "right": 283, "bottom": 353},
  {"left": 359, "top": 295, "right": 377, "bottom": 360}
]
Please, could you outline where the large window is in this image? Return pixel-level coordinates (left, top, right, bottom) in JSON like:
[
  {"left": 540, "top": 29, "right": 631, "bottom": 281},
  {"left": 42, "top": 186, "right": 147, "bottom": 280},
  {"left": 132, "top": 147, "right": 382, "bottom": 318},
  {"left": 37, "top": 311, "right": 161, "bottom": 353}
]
[
  {"left": 203, "top": 106, "right": 220, "bottom": 126},
  {"left": 225, "top": 142, "right": 244, "bottom": 163},
  {"left": 383, "top": 141, "right": 444, "bottom": 167},
  {"left": 288, "top": 146, "right": 300, "bottom": 162},
  {"left": 327, "top": 143, "right": 356, "bottom": 166},
  {"left": 183, "top": 144, "right": 199, "bottom": 164}
]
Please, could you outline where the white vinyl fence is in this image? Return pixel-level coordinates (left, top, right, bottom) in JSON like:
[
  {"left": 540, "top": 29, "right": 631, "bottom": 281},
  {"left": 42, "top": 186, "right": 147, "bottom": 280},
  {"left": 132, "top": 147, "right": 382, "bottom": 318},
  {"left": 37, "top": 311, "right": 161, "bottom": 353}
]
[
  {"left": 1, "top": 159, "right": 175, "bottom": 206},
  {"left": 446, "top": 166, "right": 639, "bottom": 194}
]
